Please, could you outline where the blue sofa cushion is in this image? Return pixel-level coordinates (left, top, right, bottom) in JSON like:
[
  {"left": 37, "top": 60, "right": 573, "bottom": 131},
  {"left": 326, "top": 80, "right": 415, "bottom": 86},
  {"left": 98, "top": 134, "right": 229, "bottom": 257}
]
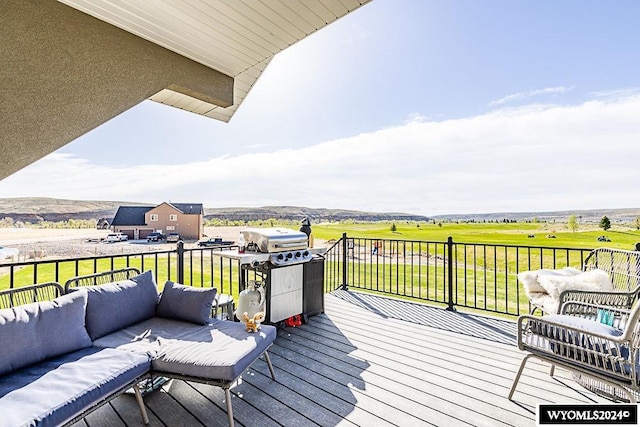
[
  {"left": 538, "top": 314, "right": 623, "bottom": 345},
  {"left": 92, "top": 316, "right": 276, "bottom": 382},
  {"left": 0, "top": 290, "right": 91, "bottom": 376},
  {"left": 152, "top": 319, "right": 277, "bottom": 381},
  {"left": 0, "top": 346, "right": 150, "bottom": 427},
  {"left": 85, "top": 270, "right": 159, "bottom": 340},
  {"left": 534, "top": 314, "right": 628, "bottom": 373},
  {"left": 157, "top": 281, "right": 216, "bottom": 325}
]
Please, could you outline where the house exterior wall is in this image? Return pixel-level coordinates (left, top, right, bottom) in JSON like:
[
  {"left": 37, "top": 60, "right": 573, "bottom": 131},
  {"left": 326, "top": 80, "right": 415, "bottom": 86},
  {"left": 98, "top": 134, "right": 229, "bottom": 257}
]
[{"left": 144, "top": 203, "right": 202, "bottom": 239}]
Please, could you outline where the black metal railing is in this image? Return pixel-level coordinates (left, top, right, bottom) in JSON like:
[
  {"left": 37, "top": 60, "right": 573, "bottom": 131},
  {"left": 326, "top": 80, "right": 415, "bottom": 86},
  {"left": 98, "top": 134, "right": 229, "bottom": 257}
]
[
  {"left": 324, "top": 233, "right": 593, "bottom": 316},
  {"left": 1, "top": 234, "right": 596, "bottom": 317},
  {"left": 0, "top": 243, "right": 242, "bottom": 299}
]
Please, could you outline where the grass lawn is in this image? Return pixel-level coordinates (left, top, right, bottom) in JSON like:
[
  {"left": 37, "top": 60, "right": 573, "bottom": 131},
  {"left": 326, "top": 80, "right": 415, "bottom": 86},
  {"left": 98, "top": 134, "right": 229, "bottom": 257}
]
[
  {"left": 0, "top": 252, "right": 242, "bottom": 300},
  {"left": 316, "top": 221, "right": 640, "bottom": 316},
  {"left": 313, "top": 221, "right": 640, "bottom": 250},
  {"left": 4, "top": 222, "right": 640, "bottom": 317}
]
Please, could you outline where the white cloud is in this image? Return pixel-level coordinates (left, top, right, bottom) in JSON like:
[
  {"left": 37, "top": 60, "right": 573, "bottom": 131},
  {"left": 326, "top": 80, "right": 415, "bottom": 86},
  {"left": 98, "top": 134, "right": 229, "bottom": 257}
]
[
  {"left": 2, "top": 94, "right": 640, "bottom": 216},
  {"left": 589, "top": 87, "right": 640, "bottom": 101},
  {"left": 488, "top": 86, "right": 575, "bottom": 107}
]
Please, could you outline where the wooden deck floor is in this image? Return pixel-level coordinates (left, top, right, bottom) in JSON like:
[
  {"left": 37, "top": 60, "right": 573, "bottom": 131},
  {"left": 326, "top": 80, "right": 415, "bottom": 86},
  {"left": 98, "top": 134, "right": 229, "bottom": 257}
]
[{"left": 76, "top": 291, "right": 610, "bottom": 427}]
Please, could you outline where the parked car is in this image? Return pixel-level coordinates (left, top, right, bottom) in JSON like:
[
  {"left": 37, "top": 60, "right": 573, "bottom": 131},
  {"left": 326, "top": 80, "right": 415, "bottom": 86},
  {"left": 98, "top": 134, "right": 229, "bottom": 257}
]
[
  {"left": 147, "top": 232, "right": 165, "bottom": 242},
  {"left": 105, "top": 233, "right": 128, "bottom": 243},
  {"left": 166, "top": 232, "right": 181, "bottom": 243},
  {"left": 198, "top": 237, "right": 234, "bottom": 247}
]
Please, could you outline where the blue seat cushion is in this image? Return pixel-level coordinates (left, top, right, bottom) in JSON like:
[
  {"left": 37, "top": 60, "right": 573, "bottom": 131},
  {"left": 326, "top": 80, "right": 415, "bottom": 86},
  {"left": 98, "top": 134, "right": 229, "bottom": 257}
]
[
  {"left": 534, "top": 314, "right": 631, "bottom": 376},
  {"left": 0, "top": 347, "right": 150, "bottom": 427},
  {"left": 92, "top": 316, "right": 276, "bottom": 382},
  {"left": 152, "top": 319, "right": 277, "bottom": 382},
  {"left": 540, "top": 314, "right": 624, "bottom": 342},
  {"left": 0, "top": 290, "right": 92, "bottom": 376}
]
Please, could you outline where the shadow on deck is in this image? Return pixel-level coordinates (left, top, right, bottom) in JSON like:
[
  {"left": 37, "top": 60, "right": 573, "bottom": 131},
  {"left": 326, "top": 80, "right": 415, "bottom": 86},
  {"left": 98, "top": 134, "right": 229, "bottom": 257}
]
[{"left": 76, "top": 291, "right": 609, "bottom": 427}]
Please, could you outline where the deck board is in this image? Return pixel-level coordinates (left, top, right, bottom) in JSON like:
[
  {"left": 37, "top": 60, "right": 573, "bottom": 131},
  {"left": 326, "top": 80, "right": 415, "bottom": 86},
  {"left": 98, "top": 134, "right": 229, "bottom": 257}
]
[
  {"left": 163, "top": 381, "right": 231, "bottom": 427},
  {"left": 143, "top": 385, "right": 205, "bottom": 426},
  {"left": 82, "top": 291, "right": 611, "bottom": 426},
  {"left": 109, "top": 394, "right": 164, "bottom": 427},
  {"left": 83, "top": 403, "right": 126, "bottom": 427}
]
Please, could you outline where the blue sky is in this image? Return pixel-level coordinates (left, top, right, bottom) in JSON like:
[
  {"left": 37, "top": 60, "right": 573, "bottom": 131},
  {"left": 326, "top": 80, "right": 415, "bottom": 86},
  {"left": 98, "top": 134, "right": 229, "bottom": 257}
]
[{"left": 2, "top": 0, "right": 640, "bottom": 216}]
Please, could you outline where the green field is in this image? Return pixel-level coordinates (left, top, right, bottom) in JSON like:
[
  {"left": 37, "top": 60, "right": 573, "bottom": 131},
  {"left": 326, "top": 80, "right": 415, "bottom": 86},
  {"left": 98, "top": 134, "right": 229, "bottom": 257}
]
[
  {"left": 312, "top": 221, "right": 640, "bottom": 250},
  {"left": 314, "top": 221, "right": 640, "bottom": 316},
  {"left": 3, "top": 221, "right": 640, "bottom": 317},
  {"left": 0, "top": 253, "right": 242, "bottom": 300}
]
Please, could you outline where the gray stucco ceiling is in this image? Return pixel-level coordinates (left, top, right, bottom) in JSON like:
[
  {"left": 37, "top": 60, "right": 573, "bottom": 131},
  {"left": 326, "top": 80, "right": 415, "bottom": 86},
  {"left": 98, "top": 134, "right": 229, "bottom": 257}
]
[
  {"left": 60, "top": 0, "right": 371, "bottom": 122},
  {"left": 1, "top": 0, "right": 371, "bottom": 180}
]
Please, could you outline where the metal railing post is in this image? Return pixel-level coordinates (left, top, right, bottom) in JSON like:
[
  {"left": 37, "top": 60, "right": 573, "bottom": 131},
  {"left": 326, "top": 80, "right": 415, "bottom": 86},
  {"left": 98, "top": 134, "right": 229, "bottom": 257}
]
[
  {"left": 341, "top": 232, "right": 348, "bottom": 290},
  {"left": 177, "top": 241, "right": 185, "bottom": 284},
  {"left": 446, "top": 236, "right": 456, "bottom": 311}
]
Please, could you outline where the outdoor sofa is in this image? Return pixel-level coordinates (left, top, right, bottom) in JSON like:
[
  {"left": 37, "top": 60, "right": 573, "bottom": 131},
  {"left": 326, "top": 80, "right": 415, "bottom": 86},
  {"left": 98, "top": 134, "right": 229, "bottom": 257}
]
[{"left": 0, "top": 270, "right": 276, "bottom": 427}]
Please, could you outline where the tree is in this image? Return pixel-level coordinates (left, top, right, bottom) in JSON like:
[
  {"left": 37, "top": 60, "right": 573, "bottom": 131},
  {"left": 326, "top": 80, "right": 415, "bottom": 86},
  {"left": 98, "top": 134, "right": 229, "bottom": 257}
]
[
  {"left": 599, "top": 215, "right": 611, "bottom": 231},
  {"left": 567, "top": 215, "right": 578, "bottom": 232},
  {"left": 635, "top": 216, "right": 640, "bottom": 231},
  {"left": 390, "top": 223, "right": 397, "bottom": 232}
]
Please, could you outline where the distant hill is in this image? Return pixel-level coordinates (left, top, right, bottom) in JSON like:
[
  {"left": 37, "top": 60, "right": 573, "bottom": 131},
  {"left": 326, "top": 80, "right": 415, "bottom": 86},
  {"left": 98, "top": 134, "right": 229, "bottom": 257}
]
[
  {"left": 0, "top": 197, "right": 148, "bottom": 223},
  {"left": 203, "top": 206, "right": 431, "bottom": 222},
  {"left": 1, "top": 197, "right": 638, "bottom": 224},
  {"left": 0, "top": 198, "right": 430, "bottom": 223}
]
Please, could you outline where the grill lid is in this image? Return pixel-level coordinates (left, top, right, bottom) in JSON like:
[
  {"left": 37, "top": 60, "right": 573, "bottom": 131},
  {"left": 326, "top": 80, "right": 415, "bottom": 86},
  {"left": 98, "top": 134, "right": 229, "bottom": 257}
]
[{"left": 241, "top": 228, "right": 308, "bottom": 253}]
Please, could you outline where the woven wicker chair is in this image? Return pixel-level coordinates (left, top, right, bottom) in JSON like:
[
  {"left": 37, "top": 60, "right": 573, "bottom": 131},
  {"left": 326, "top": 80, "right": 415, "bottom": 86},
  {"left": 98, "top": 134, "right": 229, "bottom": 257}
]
[
  {"left": 0, "top": 282, "right": 64, "bottom": 309},
  {"left": 525, "top": 248, "right": 640, "bottom": 315},
  {"left": 556, "top": 248, "right": 640, "bottom": 312},
  {"left": 64, "top": 267, "right": 142, "bottom": 291},
  {"left": 509, "top": 298, "right": 640, "bottom": 402}
]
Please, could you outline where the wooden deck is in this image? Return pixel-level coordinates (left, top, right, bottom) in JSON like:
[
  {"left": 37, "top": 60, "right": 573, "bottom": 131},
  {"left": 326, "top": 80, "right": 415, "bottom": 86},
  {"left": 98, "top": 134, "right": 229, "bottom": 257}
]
[{"left": 76, "top": 291, "right": 610, "bottom": 427}]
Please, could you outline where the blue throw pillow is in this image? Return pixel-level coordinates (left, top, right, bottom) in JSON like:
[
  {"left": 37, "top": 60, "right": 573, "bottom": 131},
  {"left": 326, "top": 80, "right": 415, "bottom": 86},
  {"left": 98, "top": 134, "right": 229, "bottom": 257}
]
[
  {"left": 84, "top": 270, "right": 159, "bottom": 340},
  {"left": 597, "top": 309, "right": 615, "bottom": 326},
  {"left": 156, "top": 281, "right": 216, "bottom": 325},
  {"left": 0, "top": 290, "right": 92, "bottom": 376}
]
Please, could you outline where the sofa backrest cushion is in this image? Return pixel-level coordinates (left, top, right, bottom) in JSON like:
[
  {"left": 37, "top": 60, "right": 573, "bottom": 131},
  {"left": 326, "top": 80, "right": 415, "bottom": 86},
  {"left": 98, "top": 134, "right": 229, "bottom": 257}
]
[
  {"left": 0, "top": 289, "right": 92, "bottom": 376},
  {"left": 156, "top": 281, "right": 216, "bottom": 325},
  {"left": 85, "top": 270, "right": 159, "bottom": 341}
]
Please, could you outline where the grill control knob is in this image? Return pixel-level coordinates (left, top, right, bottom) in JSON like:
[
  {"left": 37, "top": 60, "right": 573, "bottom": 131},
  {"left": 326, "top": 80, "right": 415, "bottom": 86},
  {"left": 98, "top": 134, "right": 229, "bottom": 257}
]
[
  {"left": 295, "top": 251, "right": 301, "bottom": 258},
  {"left": 303, "top": 250, "right": 309, "bottom": 257},
  {"left": 286, "top": 252, "right": 293, "bottom": 259},
  {"left": 277, "top": 254, "right": 284, "bottom": 261}
]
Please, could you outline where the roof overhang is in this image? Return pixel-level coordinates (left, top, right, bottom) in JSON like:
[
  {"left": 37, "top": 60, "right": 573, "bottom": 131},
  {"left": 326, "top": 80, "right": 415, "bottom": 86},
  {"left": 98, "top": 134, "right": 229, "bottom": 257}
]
[
  {"left": 59, "top": 0, "right": 371, "bottom": 122},
  {"left": 0, "top": 0, "right": 371, "bottom": 181}
]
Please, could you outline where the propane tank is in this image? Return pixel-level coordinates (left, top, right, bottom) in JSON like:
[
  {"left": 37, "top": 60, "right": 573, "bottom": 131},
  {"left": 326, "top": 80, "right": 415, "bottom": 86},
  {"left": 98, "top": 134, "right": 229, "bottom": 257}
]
[
  {"left": 235, "top": 281, "right": 265, "bottom": 322},
  {"left": 300, "top": 217, "right": 313, "bottom": 248}
]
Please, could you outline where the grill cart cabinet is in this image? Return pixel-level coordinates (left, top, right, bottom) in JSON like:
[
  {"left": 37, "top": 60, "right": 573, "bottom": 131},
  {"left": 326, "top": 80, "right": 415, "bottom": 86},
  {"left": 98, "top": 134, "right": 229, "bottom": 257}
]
[
  {"left": 303, "top": 255, "right": 325, "bottom": 318},
  {"left": 267, "top": 264, "right": 303, "bottom": 323},
  {"left": 261, "top": 257, "right": 325, "bottom": 323}
]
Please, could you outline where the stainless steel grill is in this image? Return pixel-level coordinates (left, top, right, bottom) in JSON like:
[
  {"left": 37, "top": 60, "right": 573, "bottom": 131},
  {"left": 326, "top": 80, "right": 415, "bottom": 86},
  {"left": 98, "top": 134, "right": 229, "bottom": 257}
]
[
  {"left": 239, "top": 228, "right": 311, "bottom": 323},
  {"left": 241, "top": 228, "right": 312, "bottom": 266},
  {"left": 214, "top": 227, "right": 324, "bottom": 324}
]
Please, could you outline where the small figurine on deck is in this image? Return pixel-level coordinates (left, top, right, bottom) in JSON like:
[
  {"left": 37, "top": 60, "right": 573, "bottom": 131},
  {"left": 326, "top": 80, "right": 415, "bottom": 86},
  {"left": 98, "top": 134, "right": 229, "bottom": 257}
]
[{"left": 242, "top": 311, "right": 265, "bottom": 333}]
